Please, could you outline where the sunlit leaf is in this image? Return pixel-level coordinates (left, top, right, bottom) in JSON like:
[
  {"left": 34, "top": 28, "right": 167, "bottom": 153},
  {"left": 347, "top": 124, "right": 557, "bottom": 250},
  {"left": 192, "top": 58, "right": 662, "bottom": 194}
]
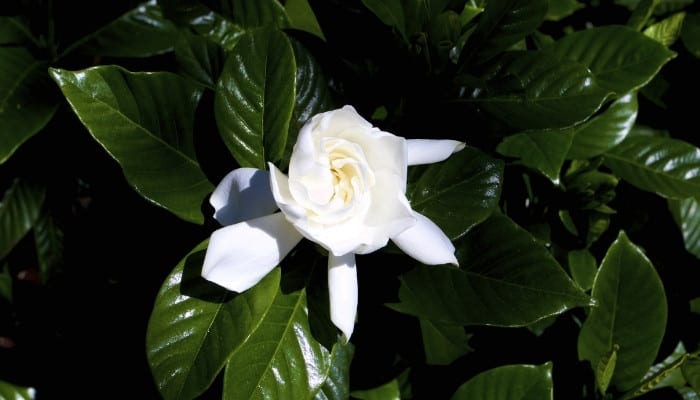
[
  {"left": 407, "top": 146, "right": 504, "bottom": 240},
  {"left": 419, "top": 318, "right": 473, "bottom": 365},
  {"left": 578, "top": 231, "right": 667, "bottom": 391},
  {"left": 0, "top": 48, "right": 59, "bottom": 164},
  {"left": 174, "top": 30, "right": 225, "bottom": 89},
  {"left": 644, "top": 12, "right": 686, "bottom": 46},
  {"left": 451, "top": 363, "right": 553, "bottom": 400},
  {"left": 604, "top": 136, "right": 700, "bottom": 199},
  {"left": 390, "top": 213, "right": 591, "bottom": 326},
  {"left": 497, "top": 129, "right": 574, "bottom": 183},
  {"left": 214, "top": 27, "right": 295, "bottom": 169},
  {"left": 0, "top": 179, "right": 45, "bottom": 261},
  {"left": 51, "top": 66, "right": 212, "bottom": 223}
]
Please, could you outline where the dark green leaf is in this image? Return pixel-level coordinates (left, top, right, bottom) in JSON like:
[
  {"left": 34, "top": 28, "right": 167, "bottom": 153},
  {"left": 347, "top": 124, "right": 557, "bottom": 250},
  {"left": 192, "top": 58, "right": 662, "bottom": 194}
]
[
  {"left": 604, "top": 136, "right": 700, "bottom": 199},
  {"left": 285, "top": 0, "right": 325, "bottom": 40},
  {"left": 566, "top": 93, "right": 638, "bottom": 160},
  {"left": 407, "top": 146, "right": 504, "bottom": 240},
  {"left": 0, "top": 264, "right": 11, "bottom": 303},
  {"left": 33, "top": 208, "right": 63, "bottom": 284},
  {"left": 451, "top": 363, "right": 553, "bottom": 400},
  {"left": 419, "top": 318, "right": 473, "bottom": 365},
  {"left": 629, "top": 342, "right": 689, "bottom": 396},
  {"left": 314, "top": 343, "right": 354, "bottom": 400},
  {"left": 220, "top": 0, "right": 289, "bottom": 29},
  {"left": 214, "top": 28, "right": 295, "bottom": 169},
  {"left": 545, "top": 0, "right": 583, "bottom": 21},
  {"left": 390, "top": 213, "right": 591, "bottom": 326},
  {"left": 174, "top": 30, "right": 225, "bottom": 89},
  {"left": 473, "top": 51, "right": 611, "bottom": 129},
  {"left": 0, "top": 380, "right": 35, "bottom": 399},
  {"left": 683, "top": 356, "right": 700, "bottom": 392},
  {"left": 568, "top": 249, "right": 597, "bottom": 291},
  {"left": 497, "top": 129, "right": 574, "bottom": 183},
  {"left": 146, "top": 240, "right": 281, "bottom": 399},
  {"left": 544, "top": 25, "right": 676, "bottom": 93},
  {"left": 682, "top": 13, "right": 700, "bottom": 58},
  {"left": 0, "top": 16, "right": 33, "bottom": 45},
  {"left": 462, "top": 0, "right": 548, "bottom": 64},
  {"left": 644, "top": 12, "right": 686, "bottom": 46},
  {"left": 158, "top": 1, "right": 245, "bottom": 50},
  {"left": 75, "top": 0, "right": 179, "bottom": 58},
  {"left": 578, "top": 231, "right": 667, "bottom": 391},
  {"left": 0, "top": 179, "right": 45, "bottom": 261},
  {"left": 0, "top": 48, "right": 59, "bottom": 164},
  {"left": 627, "top": 0, "right": 656, "bottom": 31},
  {"left": 352, "top": 379, "right": 401, "bottom": 400},
  {"left": 360, "top": 0, "right": 407, "bottom": 40},
  {"left": 50, "top": 66, "right": 212, "bottom": 224},
  {"left": 669, "top": 197, "right": 700, "bottom": 259}
]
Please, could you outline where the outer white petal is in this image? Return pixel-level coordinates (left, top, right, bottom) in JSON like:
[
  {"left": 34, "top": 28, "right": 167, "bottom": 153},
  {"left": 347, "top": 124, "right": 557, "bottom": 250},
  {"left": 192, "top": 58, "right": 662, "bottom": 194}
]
[
  {"left": 391, "top": 212, "right": 458, "bottom": 266},
  {"left": 328, "top": 253, "right": 358, "bottom": 342},
  {"left": 406, "top": 139, "right": 465, "bottom": 166},
  {"left": 210, "top": 168, "right": 278, "bottom": 226},
  {"left": 201, "top": 212, "right": 303, "bottom": 292}
]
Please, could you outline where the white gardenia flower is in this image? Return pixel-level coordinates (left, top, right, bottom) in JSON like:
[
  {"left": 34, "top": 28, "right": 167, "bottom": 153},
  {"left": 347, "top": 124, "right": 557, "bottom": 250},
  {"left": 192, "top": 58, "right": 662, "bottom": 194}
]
[{"left": 202, "top": 105, "right": 464, "bottom": 340}]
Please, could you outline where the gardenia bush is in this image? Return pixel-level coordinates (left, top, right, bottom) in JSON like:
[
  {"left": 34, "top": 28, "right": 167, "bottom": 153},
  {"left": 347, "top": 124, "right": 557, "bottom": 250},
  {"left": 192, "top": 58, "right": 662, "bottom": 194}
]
[{"left": 1, "top": 0, "right": 700, "bottom": 399}]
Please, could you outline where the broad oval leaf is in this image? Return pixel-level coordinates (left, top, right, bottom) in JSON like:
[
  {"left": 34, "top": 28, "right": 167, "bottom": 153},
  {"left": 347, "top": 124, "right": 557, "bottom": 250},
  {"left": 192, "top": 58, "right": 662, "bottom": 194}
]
[
  {"left": 578, "top": 231, "right": 667, "bottom": 391},
  {"left": 544, "top": 25, "right": 676, "bottom": 93},
  {"left": 497, "top": 129, "right": 574, "bottom": 183},
  {"left": 0, "top": 47, "right": 59, "bottom": 164},
  {"left": 285, "top": 0, "right": 325, "bottom": 40},
  {"left": 50, "top": 66, "right": 212, "bottom": 224},
  {"left": 0, "top": 179, "right": 45, "bottom": 261},
  {"left": 451, "top": 363, "right": 553, "bottom": 400},
  {"left": 174, "top": 30, "right": 225, "bottom": 89},
  {"left": 419, "top": 318, "right": 473, "bottom": 366},
  {"left": 390, "top": 213, "right": 591, "bottom": 326},
  {"left": 567, "top": 249, "right": 597, "bottom": 291},
  {"left": 146, "top": 240, "right": 281, "bottom": 399},
  {"left": 566, "top": 92, "right": 638, "bottom": 160},
  {"left": 407, "top": 146, "right": 504, "bottom": 240},
  {"left": 473, "top": 51, "right": 611, "bottom": 129},
  {"left": 643, "top": 12, "right": 686, "bottom": 47},
  {"left": 603, "top": 135, "right": 700, "bottom": 199},
  {"left": 214, "top": 27, "right": 295, "bottom": 169},
  {"left": 669, "top": 197, "right": 700, "bottom": 259},
  {"left": 76, "top": 0, "right": 179, "bottom": 58}
]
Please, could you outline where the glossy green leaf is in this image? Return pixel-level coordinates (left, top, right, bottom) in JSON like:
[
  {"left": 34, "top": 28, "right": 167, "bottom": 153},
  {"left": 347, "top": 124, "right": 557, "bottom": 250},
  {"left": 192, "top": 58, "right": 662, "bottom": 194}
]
[
  {"left": 419, "top": 318, "right": 473, "bottom": 365},
  {"left": 0, "top": 263, "right": 11, "bottom": 303},
  {"left": 407, "top": 146, "right": 504, "bottom": 240},
  {"left": 222, "top": 287, "right": 332, "bottom": 399},
  {"left": 352, "top": 379, "right": 401, "bottom": 400},
  {"left": 285, "top": 0, "right": 325, "bottom": 40},
  {"left": 214, "top": 28, "right": 295, "bottom": 169},
  {"left": 158, "top": 1, "right": 245, "bottom": 50},
  {"left": 50, "top": 66, "right": 212, "bottom": 224},
  {"left": 0, "top": 179, "right": 45, "bottom": 261},
  {"left": 314, "top": 343, "right": 354, "bottom": 400},
  {"left": 220, "top": 0, "right": 289, "bottom": 29},
  {"left": 568, "top": 249, "right": 597, "bottom": 291},
  {"left": 463, "top": 0, "right": 548, "bottom": 64},
  {"left": 451, "top": 363, "right": 553, "bottom": 400},
  {"left": 682, "top": 13, "right": 700, "bottom": 58},
  {"left": 0, "top": 380, "right": 35, "bottom": 399},
  {"left": 75, "top": 0, "right": 178, "bottom": 57},
  {"left": 596, "top": 345, "right": 619, "bottom": 394},
  {"left": 146, "top": 240, "right": 281, "bottom": 399},
  {"left": 566, "top": 93, "right": 638, "bottom": 160},
  {"left": 390, "top": 213, "right": 591, "bottom": 326},
  {"left": 174, "top": 30, "right": 225, "bottom": 89},
  {"left": 360, "top": 0, "right": 407, "bottom": 40},
  {"left": 578, "top": 231, "right": 667, "bottom": 391},
  {"left": 0, "top": 48, "right": 59, "bottom": 164},
  {"left": 669, "top": 197, "right": 700, "bottom": 259},
  {"left": 644, "top": 12, "right": 686, "bottom": 46},
  {"left": 627, "top": 342, "right": 689, "bottom": 397},
  {"left": 604, "top": 136, "right": 700, "bottom": 199},
  {"left": 33, "top": 208, "right": 63, "bottom": 284},
  {"left": 545, "top": 25, "right": 676, "bottom": 94},
  {"left": 627, "top": 0, "right": 656, "bottom": 31},
  {"left": 474, "top": 51, "right": 611, "bottom": 129},
  {"left": 497, "top": 129, "right": 574, "bottom": 183},
  {"left": 545, "top": 0, "right": 583, "bottom": 21}
]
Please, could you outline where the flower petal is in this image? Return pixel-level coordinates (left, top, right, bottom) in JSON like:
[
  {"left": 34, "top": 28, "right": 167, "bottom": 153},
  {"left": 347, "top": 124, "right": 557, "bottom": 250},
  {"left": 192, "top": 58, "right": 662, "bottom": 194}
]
[
  {"left": 328, "top": 253, "right": 358, "bottom": 342},
  {"left": 391, "top": 212, "right": 458, "bottom": 266},
  {"left": 406, "top": 139, "right": 465, "bottom": 166},
  {"left": 201, "top": 212, "right": 303, "bottom": 292},
  {"left": 210, "top": 168, "right": 278, "bottom": 226}
]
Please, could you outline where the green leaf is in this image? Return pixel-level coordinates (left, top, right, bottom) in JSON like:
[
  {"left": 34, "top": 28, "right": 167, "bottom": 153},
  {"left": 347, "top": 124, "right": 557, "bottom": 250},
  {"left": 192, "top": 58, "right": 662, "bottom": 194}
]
[
  {"left": 626, "top": 342, "right": 689, "bottom": 397},
  {"left": 360, "top": 0, "right": 407, "bottom": 40},
  {"left": 146, "top": 240, "right": 281, "bottom": 399},
  {"left": 682, "top": 13, "right": 700, "bottom": 58},
  {"left": 222, "top": 286, "right": 332, "bottom": 399},
  {"left": 0, "top": 263, "right": 11, "bottom": 303},
  {"left": 616, "top": 0, "right": 693, "bottom": 14},
  {"left": 568, "top": 249, "right": 597, "bottom": 291},
  {"left": 33, "top": 208, "right": 63, "bottom": 284},
  {"left": 0, "top": 48, "right": 59, "bottom": 164},
  {"left": 314, "top": 343, "right": 354, "bottom": 400},
  {"left": 219, "top": 0, "right": 290, "bottom": 29},
  {"left": 75, "top": 0, "right": 179, "bottom": 58},
  {"left": 473, "top": 51, "right": 611, "bottom": 130},
  {"left": 407, "top": 146, "right": 504, "bottom": 240},
  {"left": 285, "top": 0, "right": 325, "bottom": 40},
  {"left": 0, "top": 179, "right": 45, "bottom": 261},
  {"left": 683, "top": 356, "right": 700, "bottom": 392},
  {"left": 669, "top": 197, "right": 700, "bottom": 259},
  {"left": 352, "top": 379, "right": 401, "bottom": 400},
  {"left": 451, "top": 363, "right": 553, "bottom": 400},
  {"left": 174, "top": 30, "right": 225, "bottom": 89},
  {"left": 604, "top": 136, "right": 700, "bottom": 199},
  {"left": 596, "top": 344, "right": 619, "bottom": 394},
  {"left": 0, "top": 16, "right": 34, "bottom": 45},
  {"left": 497, "top": 129, "right": 574, "bottom": 183},
  {"left": 545, "top": 0, "right": 584, "bottom": 21},
  {"left": 566, "top": 93, "right": 638, "bottom": 160},
  {"left": 578, "top": 231, "right": 668, "bottom": 391},
  {"left": 419, "top": 318, "right": 473, "bottom": 365},
  {"left": 0, "top": 380, "right": 35, "bottom": 399},
  {"left": 627, "top": 0, "right": 657, "bottom": 31},
  {"left": 462, "top": 0, "right": 548, "bottom": 64},
  {"left": 50, "top": 66, "right": 212, "bottom": 224},
  {"left": 390, "top": 213, "right": 591, "bottom": 326},
  {"left": 214, "top": 27, "right": 295, "bottom": 169},
  {"left": 644, "top": 12, "right": 686, "bottom": 46},
  {"left": 159, "top": 1, "right": 245, "bottom": 50},
  {"left": 544, "top": 25, "right": 676, "bottom": 94}
]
